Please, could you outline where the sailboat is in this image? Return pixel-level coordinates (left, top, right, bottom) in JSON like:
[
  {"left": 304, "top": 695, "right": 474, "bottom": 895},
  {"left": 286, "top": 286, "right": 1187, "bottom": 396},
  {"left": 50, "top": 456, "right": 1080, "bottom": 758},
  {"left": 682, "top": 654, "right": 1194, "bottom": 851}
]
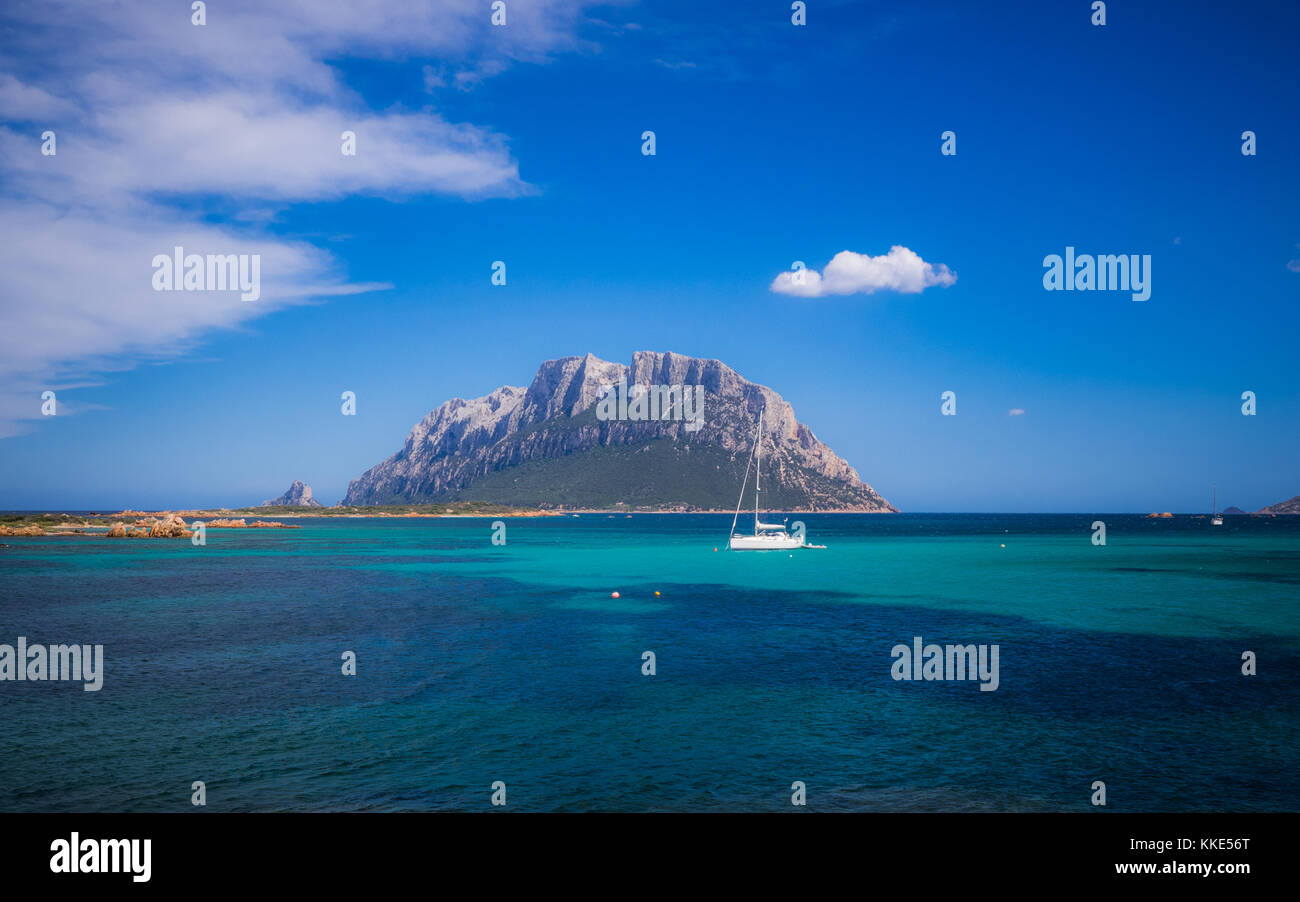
[
  {"left": 1211, "top": 485, "right": 1223, "bottom": 526},
  {"left": 727, "top": 405, "right": 822, "bottom": 550}
]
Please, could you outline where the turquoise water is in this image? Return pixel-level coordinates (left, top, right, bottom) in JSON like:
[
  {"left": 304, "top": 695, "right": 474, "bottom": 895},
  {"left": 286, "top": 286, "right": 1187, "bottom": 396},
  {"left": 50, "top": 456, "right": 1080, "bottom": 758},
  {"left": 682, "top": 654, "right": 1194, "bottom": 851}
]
[{"left": 1, "top": 514, "right": 1296, "bottom": 811}]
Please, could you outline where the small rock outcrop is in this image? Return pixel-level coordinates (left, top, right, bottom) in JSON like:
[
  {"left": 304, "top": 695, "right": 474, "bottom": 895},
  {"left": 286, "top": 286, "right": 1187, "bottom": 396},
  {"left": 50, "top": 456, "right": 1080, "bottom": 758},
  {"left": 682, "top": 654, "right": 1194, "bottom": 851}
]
[
  {"left": 105, "top": 514, "right": 192, "bottom": 538},
  {"left": 202, "top": 518, "right": 297, "bottom": 529},
  {"left": 0, "top": 524, "right": 46, "bottom": 536},
  {"left": 261, "top": 480, "right": 322, "bottom": 507},
  {"left": 148, "top": 513, "right": 191, "bottom": 537}
]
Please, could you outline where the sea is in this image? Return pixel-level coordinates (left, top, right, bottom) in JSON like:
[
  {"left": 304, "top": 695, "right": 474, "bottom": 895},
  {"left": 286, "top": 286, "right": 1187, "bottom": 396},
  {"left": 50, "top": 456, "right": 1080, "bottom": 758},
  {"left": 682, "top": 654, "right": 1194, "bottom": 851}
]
[{"left": 1, "top": 513, "right": 1297, "bottom": 812}]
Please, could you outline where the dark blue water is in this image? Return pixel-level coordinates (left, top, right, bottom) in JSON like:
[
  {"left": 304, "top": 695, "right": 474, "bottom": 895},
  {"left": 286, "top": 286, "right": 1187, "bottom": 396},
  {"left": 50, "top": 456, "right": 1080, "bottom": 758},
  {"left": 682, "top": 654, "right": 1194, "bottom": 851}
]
[{"left": 1, "top": 514, "right": 1297, "bottom": 811}]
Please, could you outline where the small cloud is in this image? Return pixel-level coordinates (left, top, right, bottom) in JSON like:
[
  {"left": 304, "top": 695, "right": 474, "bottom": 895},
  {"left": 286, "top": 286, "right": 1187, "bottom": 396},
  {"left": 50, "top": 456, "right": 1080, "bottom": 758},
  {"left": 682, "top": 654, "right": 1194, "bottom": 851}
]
[
  {"left": 233, "top": 208, "right": 282, "bottom": 223},
  {"left": 592, "top": 19, "right": 643, "bottom": 34},
  {"left": 1007, "top": 408, "right": 1026, "bottom": 416},
  {"left": 422, "top": 65, "right": 446, "bottom": 92},
  {"left": 1173, "top": 236, "right": 1182, "bottom": 245},
  {"left": 654, "top": 59, "right": 697, "bottom": 70},
  {"left": 1287, "top": 259, "right": 1300, "bottom": 273},
  {"left": 771, "top": 246, "right": 956, "bottom": 298}
]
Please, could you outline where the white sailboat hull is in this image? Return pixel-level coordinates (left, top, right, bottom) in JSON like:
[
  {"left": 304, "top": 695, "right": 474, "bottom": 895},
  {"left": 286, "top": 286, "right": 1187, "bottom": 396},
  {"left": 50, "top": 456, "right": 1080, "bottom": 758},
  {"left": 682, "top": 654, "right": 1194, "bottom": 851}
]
[
  {"left": 727, "top": 404, "right": 825, "bottom": 550},
  {"left": 729, "top": 533, "right": 806, "bottom": 550}
]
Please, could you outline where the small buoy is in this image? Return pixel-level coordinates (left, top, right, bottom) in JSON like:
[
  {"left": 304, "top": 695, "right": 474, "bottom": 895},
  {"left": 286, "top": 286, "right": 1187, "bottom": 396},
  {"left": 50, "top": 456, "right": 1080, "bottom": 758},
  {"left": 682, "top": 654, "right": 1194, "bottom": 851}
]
[
  {"left": 611, "top": 591, "right": 620, "bottom": 598},
  {"left": 654, "top": 590, "right": 660, "bottom": 596},
  {"left": 713, "top": 547, "right": 718, "bottom": 552},
  {"left": 1000, "top": 543, "right": 1005, "bottom": 548}
]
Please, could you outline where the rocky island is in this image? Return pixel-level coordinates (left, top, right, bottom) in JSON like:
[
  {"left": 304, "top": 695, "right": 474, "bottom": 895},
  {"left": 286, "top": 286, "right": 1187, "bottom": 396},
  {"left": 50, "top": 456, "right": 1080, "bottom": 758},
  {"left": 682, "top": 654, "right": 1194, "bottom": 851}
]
[
  {"left": 261, "top": 480, "right": 322, "bottom": 507},
  {"left": 343, "top": 351, "right": 896, "bottom": 512}
]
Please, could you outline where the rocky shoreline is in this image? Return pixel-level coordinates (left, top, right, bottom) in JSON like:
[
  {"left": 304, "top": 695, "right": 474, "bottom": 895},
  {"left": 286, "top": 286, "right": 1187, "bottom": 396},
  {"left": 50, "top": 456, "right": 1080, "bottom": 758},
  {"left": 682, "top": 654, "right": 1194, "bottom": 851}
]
[{"left": 1, "top": 512, "right": 297, "bottom": 538}]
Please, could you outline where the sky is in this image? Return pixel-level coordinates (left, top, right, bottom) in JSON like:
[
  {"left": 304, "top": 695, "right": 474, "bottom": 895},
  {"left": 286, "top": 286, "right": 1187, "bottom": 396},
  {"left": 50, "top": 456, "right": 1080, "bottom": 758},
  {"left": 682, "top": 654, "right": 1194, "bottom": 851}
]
[{"left": 0, "top": 0, "right": 1297, "bottom": 512}]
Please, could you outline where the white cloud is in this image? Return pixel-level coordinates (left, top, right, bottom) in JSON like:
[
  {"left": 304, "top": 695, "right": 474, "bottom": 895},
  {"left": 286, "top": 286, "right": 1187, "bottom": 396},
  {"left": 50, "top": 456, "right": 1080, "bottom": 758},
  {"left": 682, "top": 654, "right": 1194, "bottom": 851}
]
[
  {"left": 0, "top": 0, "right": 585, "bottom": 206},
  {"left": 1007, "top": 408, "right": 1026, "bottom": 417},
  {"left": 0, "top": 0, "right": 604, "bottom": 436},
  {"left": 0, "top": 201, "right": 388, "bottom": 437},
  {"left": 0, "top": 98, "right": 529, "bottom": 204},
  {"left": 771, "top": 246, "right": 956, "bottom": 298},
  {"left": 1287, "top": 259, "right": 1300, "bottom": 273}
]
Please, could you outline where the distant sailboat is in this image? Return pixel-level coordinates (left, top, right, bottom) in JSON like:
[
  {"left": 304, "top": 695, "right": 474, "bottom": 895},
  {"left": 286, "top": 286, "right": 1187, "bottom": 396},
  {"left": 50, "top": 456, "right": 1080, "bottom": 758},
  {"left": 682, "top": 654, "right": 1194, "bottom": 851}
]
[
  {"left": 727, "top": 405, "right": 823, "bottom": 550},
  {"left": 1211, "top": 485, "right": 1223, "bottom": 526}
]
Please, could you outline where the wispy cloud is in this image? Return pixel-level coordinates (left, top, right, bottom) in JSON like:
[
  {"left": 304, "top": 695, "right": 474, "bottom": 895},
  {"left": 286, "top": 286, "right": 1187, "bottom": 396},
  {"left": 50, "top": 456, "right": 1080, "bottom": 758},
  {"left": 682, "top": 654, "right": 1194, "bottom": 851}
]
[
  {"left": 0, "top": 201, "right": 389, "bottom": 437},
  {"left": 0, "top": 97, "right": 531, "bottom": 203},
  {"left": 771, "top": 246, "right": 957, "bottom": 298},
  {"left": 1007, "top": 408, "right": 1026, "bottom": 417},
  {"left": 0, "top": 0, "right": 604, "bottom": 436}
]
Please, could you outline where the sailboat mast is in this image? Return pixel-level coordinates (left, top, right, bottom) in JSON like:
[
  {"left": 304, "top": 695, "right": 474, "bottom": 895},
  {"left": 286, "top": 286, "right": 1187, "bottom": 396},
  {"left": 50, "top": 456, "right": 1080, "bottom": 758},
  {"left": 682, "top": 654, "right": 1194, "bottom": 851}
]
[{"left": 754, "top": 406, "right": 762, "bottom": 534}]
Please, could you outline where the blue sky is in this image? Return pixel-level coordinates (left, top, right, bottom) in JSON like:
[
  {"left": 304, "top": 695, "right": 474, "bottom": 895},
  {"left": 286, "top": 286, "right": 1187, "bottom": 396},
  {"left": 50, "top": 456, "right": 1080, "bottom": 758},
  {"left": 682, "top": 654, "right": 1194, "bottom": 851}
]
[{"left": 1, "top": 0, "right": 1297, "bottom": 511}]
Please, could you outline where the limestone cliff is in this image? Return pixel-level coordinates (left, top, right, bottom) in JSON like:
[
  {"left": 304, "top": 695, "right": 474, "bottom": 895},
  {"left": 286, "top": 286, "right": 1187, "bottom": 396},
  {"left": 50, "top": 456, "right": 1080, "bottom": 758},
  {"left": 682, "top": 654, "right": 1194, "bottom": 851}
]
[{"left": 343, "top": 351, "right": 896, "bottom": 512}]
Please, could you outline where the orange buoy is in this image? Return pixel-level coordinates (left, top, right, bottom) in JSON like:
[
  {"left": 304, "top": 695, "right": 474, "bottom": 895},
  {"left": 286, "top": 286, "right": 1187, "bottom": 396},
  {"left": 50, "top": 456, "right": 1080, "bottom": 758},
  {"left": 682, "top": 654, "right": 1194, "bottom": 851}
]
[
  {"left": 654, "top": 590, "right": 660, "bottom": 596},
  {"left": 611, "top": 591, "right": 620, "bottom": 598}
]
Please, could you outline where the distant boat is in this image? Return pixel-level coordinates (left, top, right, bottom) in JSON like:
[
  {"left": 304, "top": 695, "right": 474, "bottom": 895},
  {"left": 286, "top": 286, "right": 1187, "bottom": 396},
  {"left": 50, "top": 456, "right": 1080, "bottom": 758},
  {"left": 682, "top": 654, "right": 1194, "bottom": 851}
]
[
  {"left": 1211, "top": 485, "right": 1223, "bottom": 526},
  {"left": 728, "top": 405, "right": 823, "bottom": 550}
]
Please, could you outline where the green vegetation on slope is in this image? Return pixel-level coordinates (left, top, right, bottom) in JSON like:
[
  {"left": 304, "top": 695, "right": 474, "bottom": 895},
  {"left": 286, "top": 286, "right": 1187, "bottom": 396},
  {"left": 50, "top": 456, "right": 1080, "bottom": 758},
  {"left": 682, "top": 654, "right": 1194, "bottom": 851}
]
[{"left": 434, "top": 439, "right": 869, "bottom": 510}]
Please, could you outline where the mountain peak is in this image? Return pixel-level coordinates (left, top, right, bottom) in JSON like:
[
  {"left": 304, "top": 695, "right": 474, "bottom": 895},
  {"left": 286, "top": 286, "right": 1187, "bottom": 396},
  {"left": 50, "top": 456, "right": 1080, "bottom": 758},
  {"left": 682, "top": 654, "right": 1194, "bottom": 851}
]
[
  {"left": 261, "top": 480, "right": 322, "bottom": 507},
  {"left": 343, "top": 351, "right": 895, "bottom": 511}
]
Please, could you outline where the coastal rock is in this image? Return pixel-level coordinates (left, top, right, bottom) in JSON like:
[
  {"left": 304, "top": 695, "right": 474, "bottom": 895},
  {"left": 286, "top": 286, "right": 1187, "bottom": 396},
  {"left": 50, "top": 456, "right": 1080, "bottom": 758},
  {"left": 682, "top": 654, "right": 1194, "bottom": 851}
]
[
  {"left": 103, "top": 514, "right": 191, "bottom": 538},
  {"left": 0, "top": 524, "right": 46, "bottom": 536},
  {"left": 148, "top": 513, "right": 191, "bottom": 538},
  {"left": 261, "top": 480, "right": 322, "bottom": 507},
  {"left": 202, "top": 518, "right": 297, "bottom": 529},
  {"left": 344, "top": 351, "right": 896, "bottom": 512}
]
